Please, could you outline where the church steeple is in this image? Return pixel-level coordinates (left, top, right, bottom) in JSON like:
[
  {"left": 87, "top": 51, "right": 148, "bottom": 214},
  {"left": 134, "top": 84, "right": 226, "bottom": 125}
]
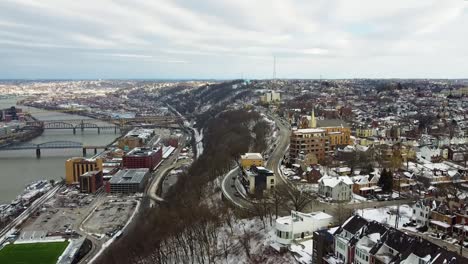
[{"left": 310, "top": 107, "right": 317, "bottom": 128}]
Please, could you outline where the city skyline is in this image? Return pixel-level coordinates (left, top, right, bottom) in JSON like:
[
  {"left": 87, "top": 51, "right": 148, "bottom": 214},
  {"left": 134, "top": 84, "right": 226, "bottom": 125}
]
[{"left": 1, "top": 0, "right": 468, "bottom": 79}]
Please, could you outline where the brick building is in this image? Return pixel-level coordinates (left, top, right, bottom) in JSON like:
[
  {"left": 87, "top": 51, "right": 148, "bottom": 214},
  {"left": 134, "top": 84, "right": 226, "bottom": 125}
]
[
  {"left": 79, "top": 170, "right": 103, "bottom": 193},
  {"left": 123, "top": 147, "right": 162, "bottom": 171}
]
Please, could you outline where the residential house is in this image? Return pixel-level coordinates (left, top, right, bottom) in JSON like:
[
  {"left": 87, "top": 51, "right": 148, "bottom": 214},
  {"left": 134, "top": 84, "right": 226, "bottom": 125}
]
[
  {"left": 326, "top": 214, "right": 468, "bottom": 264},
  {"left": 354, "top": 221, "right": 388, "bottom": 264},
  {"left": 318, "top": 175, "right": 353, "bottom": 201},
  {"left": 412, "top": 200, "right": 432, "bottom": 227},
  {"left": 430, "top": 203, "right": 456, "bottom": 234},
  {"left": 333, "top": 215, "right": 368, "bottom": 263},
  {"left": 352, "top": 174, "right": 380, "bottom": 197}
]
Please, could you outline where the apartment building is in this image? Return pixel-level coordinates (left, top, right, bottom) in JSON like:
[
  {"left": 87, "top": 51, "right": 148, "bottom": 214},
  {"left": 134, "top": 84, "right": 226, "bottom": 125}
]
[{"left": 65, "top": 157, "right": 103, "bottom": 184}]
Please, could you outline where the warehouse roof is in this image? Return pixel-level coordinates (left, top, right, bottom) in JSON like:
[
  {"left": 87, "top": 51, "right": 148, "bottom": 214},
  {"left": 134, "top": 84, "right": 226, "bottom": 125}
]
[{"left": 109, "top": 168, "right": 149, "bottom": 184}]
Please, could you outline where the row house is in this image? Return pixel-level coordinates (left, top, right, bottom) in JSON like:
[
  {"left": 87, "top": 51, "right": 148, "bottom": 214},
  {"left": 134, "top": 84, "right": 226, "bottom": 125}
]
[
  {"left": 352, "top": 174, "right": 381, "bottom": 197},
  {"left": 320, "top": 215, "right": 467, "bottom": 264},
  {"left": 392, "top": 172, "right": 417, "bottom": 193}
]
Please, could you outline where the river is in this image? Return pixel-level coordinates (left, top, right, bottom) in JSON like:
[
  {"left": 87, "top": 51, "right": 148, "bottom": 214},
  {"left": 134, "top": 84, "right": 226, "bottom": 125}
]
[{"left": 0, "top": 98, "right": 120, "bottom": 204}]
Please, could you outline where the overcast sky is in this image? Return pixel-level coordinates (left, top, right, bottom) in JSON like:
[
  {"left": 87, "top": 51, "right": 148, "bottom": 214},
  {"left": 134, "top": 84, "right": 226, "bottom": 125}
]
[{"left": 1, "top": 0, "right": 467, "bottom": 79}]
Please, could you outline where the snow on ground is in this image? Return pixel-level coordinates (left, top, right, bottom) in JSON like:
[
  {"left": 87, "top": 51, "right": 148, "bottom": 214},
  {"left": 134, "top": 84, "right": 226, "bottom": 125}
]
[
  {"left": 347, "top": 194, "right": 371, "bottom": 204},
  {"left": 290, "top": 239, "right": 313, "bottom": 264},
  {"left": 261, "top": 114, "right": 276, "bottom": 126},
  {"left": 297, "top": 183, "right": 318, "bottom": 193},
  {"left": 193, "top": 128, "right": 204, "bottom": 158},
  {"left": 215, "top": 217, "right": 296, "bottom": 264},
  {"left": 357, "top": 204, "right": 413, "bottom": 227}
]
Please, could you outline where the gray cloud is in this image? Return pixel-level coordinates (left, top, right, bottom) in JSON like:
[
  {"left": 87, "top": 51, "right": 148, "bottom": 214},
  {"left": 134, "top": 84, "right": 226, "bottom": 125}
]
[{"left": 0, "top": 0, "right": 467, "bottom": 79}]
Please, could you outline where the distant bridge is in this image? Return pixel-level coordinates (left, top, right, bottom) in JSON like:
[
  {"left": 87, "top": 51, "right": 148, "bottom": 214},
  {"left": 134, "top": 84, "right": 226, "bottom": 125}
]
[
  {"left": 0, "top": 141, "right": 108, "bottom": 158},
  {"left": 24, "top": 116, "right": 184, "bottom": 134}
]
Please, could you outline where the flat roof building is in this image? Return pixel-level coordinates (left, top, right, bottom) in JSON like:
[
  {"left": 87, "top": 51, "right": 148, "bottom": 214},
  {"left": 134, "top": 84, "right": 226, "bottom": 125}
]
[
  {"left": 240, "top": 153, "right": 264, "bottom": 169},
  {"left": 123, "top": 147, "right": 162, "bottom": 171},
  {"left": 107, "top": 168, "right": 150, "bottom": 193},
  {"left": 79, "top": 170, "right": 103, "bottom": 193},
  {"left": 65, "top": 157, "right": 103, "bottom": 185}
]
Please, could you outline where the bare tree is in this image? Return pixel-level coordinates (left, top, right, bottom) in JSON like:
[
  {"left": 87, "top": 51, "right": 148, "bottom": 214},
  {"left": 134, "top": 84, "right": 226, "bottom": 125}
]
[{"left": 276, "top": 184, "right": 314, "bottom": 212}]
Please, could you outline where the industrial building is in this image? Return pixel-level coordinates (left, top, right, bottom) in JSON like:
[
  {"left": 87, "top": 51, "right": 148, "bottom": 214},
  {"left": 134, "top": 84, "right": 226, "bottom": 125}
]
[
  {"left": 0, "top": 107, "right": 25, "bottom": 122},
  {"left": 123, "top": 147, "right": 162, "bottom": 170},
  {"left": 79, "top": 170, "right": 103, "bottom": 193},
  {"left": 240, "top": 153, "right": 264, "bottom": 170},
  {"left": 65, "top": 157, "right": 103, "bottom": 184},
  {"left": 118, "top": 128, "right": 156, "bottom": 150},
  {"left": 106, "top": 168, "right": 150, "bottom": 193}
]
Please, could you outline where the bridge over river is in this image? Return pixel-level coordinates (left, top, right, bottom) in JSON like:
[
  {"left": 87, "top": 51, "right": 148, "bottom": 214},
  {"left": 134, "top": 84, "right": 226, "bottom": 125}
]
[
  {"left": 0, "top": 141, "right": 108, "bottom": 158},
  {"left": 23, "top": 116, "right": 184, "bottom": 134}
]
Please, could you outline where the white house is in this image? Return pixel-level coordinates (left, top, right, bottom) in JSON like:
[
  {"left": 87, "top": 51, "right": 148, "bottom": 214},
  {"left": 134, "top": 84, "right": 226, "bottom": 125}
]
[
  {"left": 275, "top": 211, "right": 333, "bottom": 244},
  {"left": 419, "top": 146, "right": 441, "bottom": 161},
  {"left": 412, "top": 200, "right": 432, "bottom": 227},
  {"left": 318, "top": 175, "right": 353, "bottom": 201}
]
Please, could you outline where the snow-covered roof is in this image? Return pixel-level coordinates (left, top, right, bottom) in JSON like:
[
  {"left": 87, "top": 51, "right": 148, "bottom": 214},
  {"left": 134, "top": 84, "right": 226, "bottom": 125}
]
[
  {"left": 319, "top": 175, "right": 353, "bottom": 187},
  {"left": 294, "top": 128, "right": 326, "bottom": 134},
  {"left": 241, "top": 153, "right": 263, "bottom": 160}
]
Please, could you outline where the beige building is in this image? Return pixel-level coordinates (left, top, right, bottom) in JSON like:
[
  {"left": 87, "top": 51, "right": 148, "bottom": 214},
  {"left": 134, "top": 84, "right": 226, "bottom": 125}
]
[
  {"left": 65, "top": 157, "right": 103, "bottom": 184},
  {"left": 240, "top": 153, "right": 264, "bottom": 169},
  {"left": 260, "top": 91, "right": 281, "bottom": 103}
]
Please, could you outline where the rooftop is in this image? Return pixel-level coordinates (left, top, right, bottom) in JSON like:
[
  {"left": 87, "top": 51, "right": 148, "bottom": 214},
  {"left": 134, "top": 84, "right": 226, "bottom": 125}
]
[
  {"left": 317, "top": 119, "right": 350, "bottom": 128},
  {"left": 126, "top": 147, "right": 160, "bottom": 157},
  {"left": 241, "top": 153, "right": 263, "bottom": 160},
  {"left": 109, "top": 168, "right": 149, "bottom": 184},
  {"left": 294, "top": 128, "right": 326, "bottom": 134}
]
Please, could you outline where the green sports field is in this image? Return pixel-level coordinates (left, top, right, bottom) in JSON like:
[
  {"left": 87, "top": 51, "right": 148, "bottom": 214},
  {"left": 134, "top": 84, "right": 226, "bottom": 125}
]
[{"left": 0, "top": 241, "right": 69, "bottom": 264}]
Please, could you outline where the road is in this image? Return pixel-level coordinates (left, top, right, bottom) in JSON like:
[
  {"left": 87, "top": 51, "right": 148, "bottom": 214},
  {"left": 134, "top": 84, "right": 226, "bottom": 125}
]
[
  {"left": 147, "top": 131, "right": 187, "bottom": 206},
  {"left": 221, "top": 167, "right": 255, "bottom": 209},
  {"left": 221, "top": 111, "right": 290, "bottom": 210},
  {"left": 265, "top": 114, "right": 291, "bottom": 186},
  {"left": 0, "top": 184, "right": 61, "bottom": 243},
  {"left": 76, "top": 189, "right": 108, "bottom": 264}
]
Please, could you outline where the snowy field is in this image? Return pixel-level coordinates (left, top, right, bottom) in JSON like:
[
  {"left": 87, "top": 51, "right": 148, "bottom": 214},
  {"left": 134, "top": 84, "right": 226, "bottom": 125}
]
[{"left": 357, "top": 204, "right": 413, "bottom": 227}]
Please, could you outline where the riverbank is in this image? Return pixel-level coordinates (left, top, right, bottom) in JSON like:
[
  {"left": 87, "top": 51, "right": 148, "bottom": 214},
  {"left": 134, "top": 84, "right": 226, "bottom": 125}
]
[
  {"left": 0, "top": 128, "right": 44, "bottom": 149},
  {"left": 0, "top": 97, "right": 121, "bottom": 204}
]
